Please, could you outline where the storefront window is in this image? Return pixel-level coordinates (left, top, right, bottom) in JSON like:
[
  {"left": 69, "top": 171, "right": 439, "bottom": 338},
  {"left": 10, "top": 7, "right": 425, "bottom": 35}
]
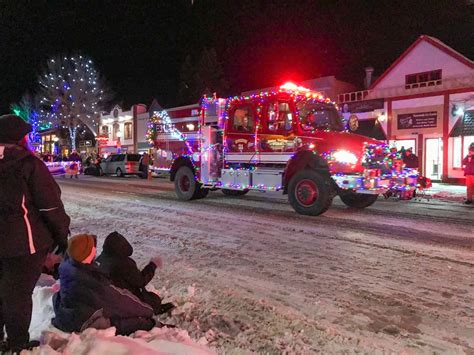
[
  {"left": 388, "top": 139, "right": 416, "bottom": 152},
  {"left": 464, "top": 136, "right": 474, "bottom": 156},
  {"left": 453, "top": 136, "right": 474, "bottom": 168},
  {"left": 453, "top": 137, "right": 462, "bottom": 168},
  {"left": 113, "top": 123, "right": 120, "bottom": 140},
  {"left": 101, "top": 125, "right": 109, "bottom": 136},
  {"left": 124, "top": 122, "right": 132, "bottom": 139}
]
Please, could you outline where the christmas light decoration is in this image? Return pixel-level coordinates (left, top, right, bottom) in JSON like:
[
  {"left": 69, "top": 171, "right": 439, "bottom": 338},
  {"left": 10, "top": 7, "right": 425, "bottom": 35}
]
[
  {"left": 11, "top": 103, "right": 42, "bottom": 146},
  {"left": 38, "top": 55, "right": 107, "bottom": 150},
  {"left": 147, "top": 110, "right": 194, "bottom": 155}
]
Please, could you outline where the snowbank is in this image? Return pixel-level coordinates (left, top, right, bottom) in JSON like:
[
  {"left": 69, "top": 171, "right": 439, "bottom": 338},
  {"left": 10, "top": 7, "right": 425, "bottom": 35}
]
[{"left": 26, "top": 281, "right": 215, "bottom": 355}]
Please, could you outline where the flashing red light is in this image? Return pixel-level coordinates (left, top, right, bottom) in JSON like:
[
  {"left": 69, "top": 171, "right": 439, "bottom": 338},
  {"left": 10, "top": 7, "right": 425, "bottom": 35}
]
[{"left": 280, "top": 82, "right": 310, "bottom": 92}]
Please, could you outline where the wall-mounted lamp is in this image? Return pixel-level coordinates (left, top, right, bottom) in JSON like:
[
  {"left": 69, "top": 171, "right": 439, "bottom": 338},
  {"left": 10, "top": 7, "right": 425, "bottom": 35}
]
[
  {"left": 377, "top": 112, "right": 387, "bottom": 122},
  {"left": 455, "top": 106, "right": 464, "bottom": 116}
]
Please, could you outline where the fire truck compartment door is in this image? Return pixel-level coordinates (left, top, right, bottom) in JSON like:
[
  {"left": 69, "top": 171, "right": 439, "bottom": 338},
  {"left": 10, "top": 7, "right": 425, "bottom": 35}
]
[
  {"left": 220, "top": 169, "right": 251, "bottom": 189},
  {"left": 200, "top": 126, "right": 223, "bottom": 184}
]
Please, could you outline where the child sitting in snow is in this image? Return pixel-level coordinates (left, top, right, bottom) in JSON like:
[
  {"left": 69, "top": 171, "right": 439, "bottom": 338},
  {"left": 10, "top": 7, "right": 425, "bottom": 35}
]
[
  {"left": 96, "top": 231, "right": 175, "bottom": 315},
  {"left": 53, "top": 234, "right": 156, "bottom": 335}
]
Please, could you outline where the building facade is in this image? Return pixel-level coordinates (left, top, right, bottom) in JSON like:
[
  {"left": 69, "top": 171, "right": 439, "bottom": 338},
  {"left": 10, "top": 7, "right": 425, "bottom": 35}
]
[
  {"left": 339, "top": 35, "right": 473, "bottom": 182},
  {"left": 98, "top": 104, "right": 147, "bottom": 154}
]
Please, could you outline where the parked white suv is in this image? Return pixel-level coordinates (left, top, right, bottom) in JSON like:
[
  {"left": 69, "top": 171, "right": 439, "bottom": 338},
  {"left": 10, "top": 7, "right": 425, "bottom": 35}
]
[{"left": 99, "top": 153, "right": 142, "bottom": 177}]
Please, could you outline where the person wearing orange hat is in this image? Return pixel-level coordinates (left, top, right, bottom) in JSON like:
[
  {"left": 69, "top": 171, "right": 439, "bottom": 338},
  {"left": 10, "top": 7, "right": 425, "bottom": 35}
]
[
  {"left": 0, "top": 114, "right": 70, "bottom": 353},
  {"left": 52, "top": 234, "right": 156, "bottom": 335}
]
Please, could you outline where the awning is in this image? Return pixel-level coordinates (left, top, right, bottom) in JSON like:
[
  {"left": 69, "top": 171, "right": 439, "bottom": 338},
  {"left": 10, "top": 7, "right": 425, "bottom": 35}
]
[
  {"left": 354, "top": 119, "right": 387, "bottom": 140},
  {"left": 450, "top": 110, "right": 474, "bottom": 137}
]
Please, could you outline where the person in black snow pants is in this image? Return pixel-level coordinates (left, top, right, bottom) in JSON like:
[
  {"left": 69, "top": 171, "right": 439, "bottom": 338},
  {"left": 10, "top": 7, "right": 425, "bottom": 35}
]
[
  {"left": 96, "top": 231, "right": 175, "bottom": 315},
  {"left": 53, "top": 234, "right": 156, "bottom": 335},
  {"left": 0, "top": 114, "right": 71, "bottom": 353}
]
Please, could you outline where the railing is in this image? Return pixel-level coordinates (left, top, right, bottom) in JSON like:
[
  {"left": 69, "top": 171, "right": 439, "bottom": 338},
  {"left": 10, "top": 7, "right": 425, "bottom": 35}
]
[
  {"left": 338, "top": 74, "right": 474, "bottom": 104},
  {"left": 338, "top": 90, "right": 370, "bottom": 103}
]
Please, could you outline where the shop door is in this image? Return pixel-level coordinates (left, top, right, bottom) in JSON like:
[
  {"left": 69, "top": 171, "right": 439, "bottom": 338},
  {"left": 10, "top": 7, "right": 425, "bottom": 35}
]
[{"left": 425, "top": 138, "right": 443, "bottom": 180}]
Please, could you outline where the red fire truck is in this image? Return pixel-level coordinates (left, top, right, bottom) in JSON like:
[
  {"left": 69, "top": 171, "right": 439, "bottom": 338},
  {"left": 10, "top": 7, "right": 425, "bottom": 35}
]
[{"left": 149, "top": 83, "right": 422, "bottom": 216}]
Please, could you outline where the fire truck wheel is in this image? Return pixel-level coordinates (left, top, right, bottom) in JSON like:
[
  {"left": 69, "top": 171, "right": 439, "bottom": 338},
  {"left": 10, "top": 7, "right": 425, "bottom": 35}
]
[
  {"left": 116, "top": 168, "right": 124, "bottom": 177},
  {"left": 339, "top": 191, "right": 379, "bottom": 208},
  {"left": 222, "top": 189, "right": 249, "bottom": 196},
  {"left": 194, "top": 187, "right": 209, "bottom": 199},
  {"left": 288, "top": 170, "right": 332, "bottom": 216},
  {"left": 175, "top": 166, "right": 199, "bottom": 200}
]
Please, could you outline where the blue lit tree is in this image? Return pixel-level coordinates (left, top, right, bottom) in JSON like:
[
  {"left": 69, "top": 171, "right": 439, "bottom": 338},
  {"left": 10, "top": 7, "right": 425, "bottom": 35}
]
[
  {"left": 38, "top": 54, "right": 110, "bottom": 150},
  {"left": 10, "top": 93, "right": 43, "bottom": 145}
]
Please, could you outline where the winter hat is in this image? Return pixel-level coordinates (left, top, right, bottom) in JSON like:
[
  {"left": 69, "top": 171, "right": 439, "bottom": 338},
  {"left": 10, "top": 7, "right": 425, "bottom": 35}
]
[
  {"left": 67, "top": 234, "right": 97, "bottom": 263},
  {"left": 0, "top": 115, "right": 32, "bottom": 144},
  {"left": 103, "top": 231, "right": 133, "bottom": 257}
]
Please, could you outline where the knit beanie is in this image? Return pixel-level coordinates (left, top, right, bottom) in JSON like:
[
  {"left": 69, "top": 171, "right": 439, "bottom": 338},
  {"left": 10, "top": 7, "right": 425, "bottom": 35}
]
[
  {"left": 67, "top": 234, "right": 96, "bottom": 263},
  {"left": 0, "top": 115, "right": 32, "bottom": 144}
]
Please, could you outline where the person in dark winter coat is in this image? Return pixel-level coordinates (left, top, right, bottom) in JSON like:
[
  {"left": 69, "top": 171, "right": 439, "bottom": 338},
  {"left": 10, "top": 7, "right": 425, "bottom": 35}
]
[
  {"left": 96, "top": 231, "right": 175, "bottom": 315},
  {"left": 462, "top": 143, "right": 474, "bottom": 204},
  {"left": 53, "top": 234, "right": 156, "bottom": 335},
  {"left": 0, "top": 114, "right": 71, "bottom": 353},
  {"left": 403, "top": 148, "right": 419, "bottom": 169},
  {"left": 68, "top": 150, "right": 81, "bottom": 162}
]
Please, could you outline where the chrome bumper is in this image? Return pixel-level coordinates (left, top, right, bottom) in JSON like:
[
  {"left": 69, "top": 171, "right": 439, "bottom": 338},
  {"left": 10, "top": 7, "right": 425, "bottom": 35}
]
[{"left": 333, "top": 170, "right": 419, "bottom": 194}]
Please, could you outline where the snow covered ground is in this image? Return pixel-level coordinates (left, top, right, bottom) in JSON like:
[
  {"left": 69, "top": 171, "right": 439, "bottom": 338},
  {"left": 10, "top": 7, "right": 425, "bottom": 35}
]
[
  {"left": 26, "top": 279, "right": 214, "bottom": 355},
  {"left": 29, "top": 176, "right": 473, "bottom": 354}
]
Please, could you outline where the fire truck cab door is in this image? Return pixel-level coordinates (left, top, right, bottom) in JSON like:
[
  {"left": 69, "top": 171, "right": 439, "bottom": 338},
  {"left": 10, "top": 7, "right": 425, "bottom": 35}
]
[
  {"left": 258, "top": 99, "right": 296, "bottom": 154},
  {"left": 225, "top": 103, "right": 257, "bottom": 162}
]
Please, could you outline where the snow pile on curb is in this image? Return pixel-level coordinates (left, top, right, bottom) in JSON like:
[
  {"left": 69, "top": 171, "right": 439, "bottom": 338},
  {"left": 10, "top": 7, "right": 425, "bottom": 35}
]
[
  {"left": 26, "top": 283, "right": 215, "bottom": 355},
  {"left": 429, "top": 191, "right": 465, "bottom": 202}
]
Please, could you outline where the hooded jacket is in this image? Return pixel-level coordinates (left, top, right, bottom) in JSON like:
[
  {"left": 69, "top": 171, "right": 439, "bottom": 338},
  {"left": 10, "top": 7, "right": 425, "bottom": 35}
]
[
  {"left": 0, "top": 144, "right": 70, "bottom": 257},
  {"left": 96, "top": 232, "right": 157, "bottom": 297},
  {"left": 53, "top": 256, "right": 154, "bottom": 333}
]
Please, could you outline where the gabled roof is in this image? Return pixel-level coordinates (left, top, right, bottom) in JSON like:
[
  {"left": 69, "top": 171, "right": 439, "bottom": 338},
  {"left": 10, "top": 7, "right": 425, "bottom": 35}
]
[
  {"left": 450, "top": 110, "right": 474, "bottom": 137},
  {"left": 148, "top": 99, "right": 163, "bottom": 113},
  {"left": 370, "top": 35, "right": 474, "bottom": 90}
]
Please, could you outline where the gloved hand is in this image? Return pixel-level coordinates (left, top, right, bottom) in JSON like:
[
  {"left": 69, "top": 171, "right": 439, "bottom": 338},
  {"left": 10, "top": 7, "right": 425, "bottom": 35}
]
[
  {"left": 54, "top": 240, "right": 68, "bottom": 256},
  {"left": 150, "top": 256, "right": 163, "bottom": 268}
]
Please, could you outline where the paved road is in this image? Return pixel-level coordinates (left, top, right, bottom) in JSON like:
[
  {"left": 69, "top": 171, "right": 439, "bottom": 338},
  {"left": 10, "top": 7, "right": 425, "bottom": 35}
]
[{"left": 57, "top": 175, "right": 474, "bottom": 353}]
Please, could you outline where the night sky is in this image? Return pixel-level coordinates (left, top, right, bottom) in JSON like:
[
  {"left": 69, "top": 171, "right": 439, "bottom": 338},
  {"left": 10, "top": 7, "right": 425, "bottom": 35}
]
[{"left": 1, "top": 0, "right": 473, "bottom": 114}]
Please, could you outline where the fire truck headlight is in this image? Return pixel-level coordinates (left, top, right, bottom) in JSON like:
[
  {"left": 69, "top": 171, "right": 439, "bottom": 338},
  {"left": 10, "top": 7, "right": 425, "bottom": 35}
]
[{"left": 333, "top": 150, "right": 358, "bottom": 165}]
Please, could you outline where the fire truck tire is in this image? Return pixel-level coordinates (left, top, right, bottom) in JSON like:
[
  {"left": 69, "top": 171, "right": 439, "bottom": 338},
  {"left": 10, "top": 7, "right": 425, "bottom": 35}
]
[
  {"left": 194, "top": 187, "right": 209, "bottom": 199},
  {"left": 116, "top": 168, "right": 124, "bottom": 177},
  {"left": 222, "top": 189, "right": 249, "bottom": 196},
  {"left": 339, "top": 191, "right": 379, "bottom": 208},
  {"left": 175, "top": 166, "right": 199, "bottom": 200},
  {"left": 288, "top": 170, "right": 332, "bottom": 216}
]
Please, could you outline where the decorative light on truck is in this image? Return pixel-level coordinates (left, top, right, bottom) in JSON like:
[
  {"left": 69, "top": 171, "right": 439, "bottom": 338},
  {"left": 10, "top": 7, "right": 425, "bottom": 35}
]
[
  {"left": 332, "top": 150, "right": 358, "bottom": 165},
  {"left": 147, "top": 110, "right": 194, "bottom": 155},
  {"left": 279, "top": 82, "right": 310, "bottom": 92}
]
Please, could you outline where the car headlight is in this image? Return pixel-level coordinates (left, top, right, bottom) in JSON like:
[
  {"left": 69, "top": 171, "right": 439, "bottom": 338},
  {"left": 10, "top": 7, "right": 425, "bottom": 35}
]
[{"left": 332, "top": 150, "right": 358, "bottom": 165}]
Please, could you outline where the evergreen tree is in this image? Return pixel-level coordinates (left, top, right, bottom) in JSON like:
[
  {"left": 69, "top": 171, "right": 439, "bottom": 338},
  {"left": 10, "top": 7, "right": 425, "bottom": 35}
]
[{"left": 177, "top": 48, "right": 229, "bottom": 104}]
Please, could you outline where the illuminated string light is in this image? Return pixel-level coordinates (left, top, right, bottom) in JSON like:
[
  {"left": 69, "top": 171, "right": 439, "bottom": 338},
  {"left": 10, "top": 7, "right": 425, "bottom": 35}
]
[{"left": 38, "top": 55, "right": 106, "bottom": 150}]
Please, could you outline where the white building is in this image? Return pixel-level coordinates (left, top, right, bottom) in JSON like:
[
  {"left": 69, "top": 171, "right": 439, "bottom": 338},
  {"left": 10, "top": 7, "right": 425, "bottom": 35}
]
[
  {"left": 339, "top": 35, "right": 474, "bottom": 182},
  {"left": 98, "top": 104, "right": 147, "bottom": 154}
]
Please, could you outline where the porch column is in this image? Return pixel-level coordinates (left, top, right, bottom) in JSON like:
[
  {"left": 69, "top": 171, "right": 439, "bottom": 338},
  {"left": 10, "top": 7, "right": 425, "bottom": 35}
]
[{"left": 442, "top": 94, "right": 449, "bottom": 182}]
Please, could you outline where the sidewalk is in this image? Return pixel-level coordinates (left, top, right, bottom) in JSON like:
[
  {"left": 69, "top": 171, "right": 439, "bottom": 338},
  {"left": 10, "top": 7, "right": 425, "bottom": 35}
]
[{"left": 422, "top": 182, "right": 466, "bottom": 202}]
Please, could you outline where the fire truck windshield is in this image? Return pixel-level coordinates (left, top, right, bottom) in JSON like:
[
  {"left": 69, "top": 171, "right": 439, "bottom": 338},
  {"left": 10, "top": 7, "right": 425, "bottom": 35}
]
[{"left": 297, "top": 101, "right": 344, "bottom": 132}]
